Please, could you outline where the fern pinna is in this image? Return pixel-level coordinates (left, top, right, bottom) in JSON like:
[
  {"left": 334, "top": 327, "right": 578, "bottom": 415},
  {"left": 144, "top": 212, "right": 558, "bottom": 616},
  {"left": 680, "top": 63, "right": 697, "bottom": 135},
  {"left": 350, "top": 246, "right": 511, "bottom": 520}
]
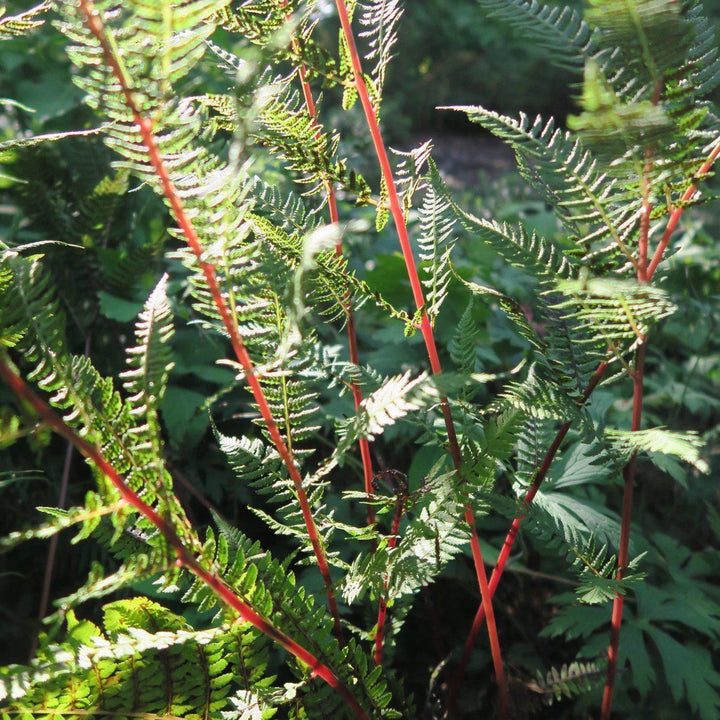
[{"left": 1, "top": 0, "right": 720, "bottom": 718}]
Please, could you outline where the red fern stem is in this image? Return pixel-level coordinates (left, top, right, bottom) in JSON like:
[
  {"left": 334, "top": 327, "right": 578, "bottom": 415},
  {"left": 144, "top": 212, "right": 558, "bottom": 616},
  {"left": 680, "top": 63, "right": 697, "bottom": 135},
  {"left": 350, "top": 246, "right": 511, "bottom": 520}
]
[
  {"left": 374, "top": 494, "right": 405, "bottom": 666},
  {"left": 449, "top": 360, "right": 608, "bottom": 708},
  {"left": 333, "top": 2, "right": 508, "bottom": 710},
  {"left": 647, "top": 139, "right": 720, "bottom": 279},
  {"left": 78, "top": 0, "right": 343, "bottom": 642},
  {"left": 283, "top": 4, "right": 376, "bottom": 524},
  {"left": 602, "top": 135, "right": 720, "bottom": 716},
  {"left": 601, "top": 133, "right": 656, "bottom": 716},
  {"left": 0, "top": 357, "right": 369, "bottom": 720}
]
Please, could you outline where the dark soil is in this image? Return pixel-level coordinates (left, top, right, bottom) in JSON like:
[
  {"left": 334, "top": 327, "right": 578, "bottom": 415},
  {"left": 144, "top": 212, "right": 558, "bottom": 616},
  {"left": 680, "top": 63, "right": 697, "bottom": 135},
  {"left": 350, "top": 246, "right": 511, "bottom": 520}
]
[{"left": 413, "top": 131, "right": 516, "bottom": 188}]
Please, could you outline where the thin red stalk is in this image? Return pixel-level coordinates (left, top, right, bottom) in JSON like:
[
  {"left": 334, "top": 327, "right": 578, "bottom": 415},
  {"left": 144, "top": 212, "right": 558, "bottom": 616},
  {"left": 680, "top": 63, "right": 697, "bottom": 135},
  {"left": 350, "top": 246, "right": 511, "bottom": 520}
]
[
  {"left": 449, "top": 360, "right": 608, "bottom": 709},
  {"left": 603, "top": 133, "right": 720, "bottom": 715},
  {"left": 333, "top": 2, "right": 507, "bottom": 709},
  {"left": 284, "top": 6, "right": 376, "bottom": 525},
  {"left": 374, "top": 496, "right": 405, "bottom": 665},
  {"left": 601, "top": 341, "right": 645, "bottom": 719},
  {"left": 601, "top": 132, "right": 657, "bottom": 715},
  {"left": 647, "top": 140, "right": 720, "bottom": 279},
  {"left": 0, "top": 358, "right": 368, "bottom": 720},
  {"left": 637, "top": 159, "right": 652, "bottom": 281},
  {"left": 78, "top": 0, "right": 342, "bottom": 641}
]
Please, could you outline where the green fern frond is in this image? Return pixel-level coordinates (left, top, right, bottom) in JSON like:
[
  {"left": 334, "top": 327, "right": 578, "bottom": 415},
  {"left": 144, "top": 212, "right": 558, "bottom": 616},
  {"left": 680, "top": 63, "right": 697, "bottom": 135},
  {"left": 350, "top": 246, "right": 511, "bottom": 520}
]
[
  {"left": 46, "top": 555, "right": 168, "bottom": 628},
  {"left": 0, "top": 0, "right": 50, "bottom": 40},
  {"left": 196, "top": 76, "right": 371, "bottom": 203},
  {"left": 417, "top": 170, "right": 457, "bottom": 323},
  {"left": 393, "top": 140, "right": 434, "bottom": 217},
  {"left": 387, "top": 473, "right": 474, "bottom": 600},
  {"left": 459, "top": 277, "right": 545, "bottom": 352},
  {"left": 449, "top": 298, "right": 481, "bottom": 374},
  {"left": 183, "top": 519, "right": 398, "bottom": 717},
  {"left": 585, "top": 0, "right": 692, "bottom": 82},
  {"left": 358, "top": 0, "right": 404, "bottom": 93},
  {"left": 477, "top": 0, "right": 594, "bottom": 71},
  {"left": 443, "top": 106, "right": 637, "bottom": 268},
  {"left": 490, "top": 364, "right": 582, "bottom": 423},
  {"left": 433, "top": 169, "right": 576, "bottom": 282},
  {"left": 0, "top": 252, "right": 193, "bottom": 544},
  {"left": 0, "top": 598, "right": 278, "bottom": 718},
  {"left": 343, "top": 471, "right": 473, "bottom": 613},
  {"left": 120, "top": 275, "right": 174, "bottom": 424},
  {"left": 552, "top": 276, "right": 676, "bottom": 351},
  {"left": 684, "top": 3, "right": 720, "bottom": 98},
  {"left": 0, "top": 492, "right": 118, "bottom": 552},
  {"left": 538, "top": 300, "right": 610, "bottom": 392},
  {"left": 605, "top": 427, "right": 709, "bottom": 473},
  {"left": 528, "top": 660, "right": 605, "bottom": 705},
  {"left": 335, "top": 370, "right": 437, "bottom": 458}
]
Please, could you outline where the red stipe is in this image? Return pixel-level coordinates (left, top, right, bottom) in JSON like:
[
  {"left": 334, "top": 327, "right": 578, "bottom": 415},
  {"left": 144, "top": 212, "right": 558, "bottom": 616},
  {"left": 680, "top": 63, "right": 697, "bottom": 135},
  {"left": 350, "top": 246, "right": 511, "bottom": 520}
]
[
  {"left": 647, "top": 139, "right": 720, "bottom": 279},
  {"left": 78, "top": 0, "right": 343, "bottom": 642},
  {"left": 600, "top": 131, "right": 720, "bottom": 718},
  {"left": 374, "top": 494, "right": 405, "bottom": 666},
  {"left": 0, "top": 358, "right": 369, "bottom": 720},
  {"left": 637, "top": 159, "right": 653, "bottom": 282},
  {"left": 282, "top": 0, "right": 376, "bottom": 525},
  {"left": 601, "top": 136, "right": 657, "bottom": 715},
  {"left": 601, "top": 342, "right": 645, "bottom": 719},
  {"left": 449, "top": 361, "right": 608, "bottom": 708},
  {"left": 333, "top": 2, "right": 507, "bottom": 707}
]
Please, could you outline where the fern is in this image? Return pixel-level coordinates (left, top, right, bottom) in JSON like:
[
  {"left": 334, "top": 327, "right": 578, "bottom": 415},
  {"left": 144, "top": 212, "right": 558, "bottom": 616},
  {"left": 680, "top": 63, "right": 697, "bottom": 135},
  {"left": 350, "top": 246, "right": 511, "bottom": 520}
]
[
  {"left": 335, "top": 370, "right": 437, "bottom": 459},
  {"left": 604, "top": 427, "right": 709, "bottom": 473},
  {"left": 416, "top": 166, "right": 457, "bottom": 324},
  {"left": 2, "top": 0, "right": 720, "bottom": 717},
  {"left": 528, "top": 660, "right": 605, "bottom": 705},
  {"left": 477, "top": 0, "right": 595, "bottom": 71},
  {"left": 0, "top": 1, "right": 50, "bottom": 40},
  {"left": 444, "top": 107, "right": 638, "bottom": 271},
  {"left": 0, "top": 598, "right": 278, "bottom": 718},
  {"left": 358, "top": 0, "right": 403, "bottom": 94}
]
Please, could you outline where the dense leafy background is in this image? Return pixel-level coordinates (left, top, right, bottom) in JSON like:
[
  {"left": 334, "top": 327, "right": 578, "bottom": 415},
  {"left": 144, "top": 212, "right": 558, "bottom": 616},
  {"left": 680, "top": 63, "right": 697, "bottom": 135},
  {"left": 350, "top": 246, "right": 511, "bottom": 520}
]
[{"left": 2, "top": 1, "right": 720, "bottom": 718}]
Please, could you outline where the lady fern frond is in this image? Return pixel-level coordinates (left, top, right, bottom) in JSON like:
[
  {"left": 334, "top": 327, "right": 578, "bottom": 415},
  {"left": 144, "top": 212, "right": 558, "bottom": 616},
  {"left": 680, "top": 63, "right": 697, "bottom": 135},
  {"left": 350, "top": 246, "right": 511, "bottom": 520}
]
[
  {"left": 358, "top": 0, "right": 403, "bottom": 94},
  {"left": 417, "top": 173, "right": 457, "bottom": 323},
  {"left": 433, "top": 171, "right": 576, "bottom": 282},
  {"left": 0, "top": 0, "right": 50, "bottom": 40},
  {"left": 477, "top": 0, "right": 594, "bottom": 71},
  {"left": 605, "top": 427, "right": 709, "bottom": 473},
  {"left": 445, "top": 108, "right": 638, "bottom": 270},
  {"left": 0, "top": 597, "right": 277, "bottom": 718},
  {"left": 335, "top": 370, "right": 437, "bottom": 458}
]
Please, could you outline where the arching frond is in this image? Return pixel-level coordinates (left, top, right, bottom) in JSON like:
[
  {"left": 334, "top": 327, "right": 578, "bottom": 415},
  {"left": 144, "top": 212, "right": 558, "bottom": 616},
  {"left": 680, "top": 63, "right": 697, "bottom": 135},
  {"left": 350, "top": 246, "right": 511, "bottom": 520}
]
[
  {"left": 335, "top": 370, "right": 437, "bottom": 458},
  {"left": 0, "top": 598, "right": 278, "bottom": 717},
  {"left": 0, "top": 1, "right": 50, "bottom": 40},
  {"left": 476, "top": 0, "right": 595, "bottom": 71},
  {"left": 605, "top": 427, "right": 709, "bottom": 474},
  {"left": 443, "top": 107, "right": 637, "bottom": 271},
  {"left": 358, "top": 0, "right": 404, "bottom": 92}
]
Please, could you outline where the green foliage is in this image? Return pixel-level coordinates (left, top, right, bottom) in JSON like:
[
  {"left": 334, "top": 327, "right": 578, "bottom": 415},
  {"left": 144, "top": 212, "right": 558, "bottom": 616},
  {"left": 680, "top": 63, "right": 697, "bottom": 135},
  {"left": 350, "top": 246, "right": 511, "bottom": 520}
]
[
  {"left": 1, "top": 0, "right": 720, "bottom": 718},
  {"left": 0, "top": 597, "right": 278, "bottom": 719},
  {"left": 0, "top": 1, "right": 49, "bottom": 40}
]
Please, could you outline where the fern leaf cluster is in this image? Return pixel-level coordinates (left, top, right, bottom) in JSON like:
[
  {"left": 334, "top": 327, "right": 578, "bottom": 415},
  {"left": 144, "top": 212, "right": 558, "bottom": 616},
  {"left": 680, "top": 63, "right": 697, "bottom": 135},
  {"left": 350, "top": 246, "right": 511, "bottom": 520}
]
[{"left": 2, "top": 0, "right": 720, "bottom": 717}]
